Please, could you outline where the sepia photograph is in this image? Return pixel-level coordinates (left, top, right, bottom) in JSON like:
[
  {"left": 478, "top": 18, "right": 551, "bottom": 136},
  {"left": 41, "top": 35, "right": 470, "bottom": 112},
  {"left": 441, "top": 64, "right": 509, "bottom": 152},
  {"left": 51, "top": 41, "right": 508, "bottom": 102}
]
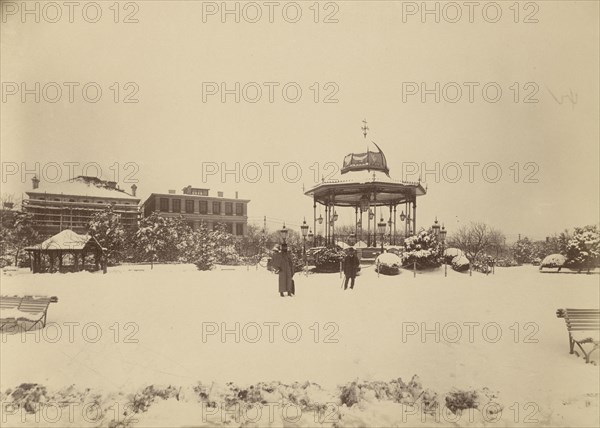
[{"left": 1, "top": 1, "right": 599, "bottom": 426}]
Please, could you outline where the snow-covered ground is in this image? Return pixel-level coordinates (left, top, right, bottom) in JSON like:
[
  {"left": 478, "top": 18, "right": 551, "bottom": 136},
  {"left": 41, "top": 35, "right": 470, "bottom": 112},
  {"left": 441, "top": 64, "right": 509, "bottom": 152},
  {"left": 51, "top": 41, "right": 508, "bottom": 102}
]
[{"left": 1, "top": 264, "right": 598, "bottom": 427}]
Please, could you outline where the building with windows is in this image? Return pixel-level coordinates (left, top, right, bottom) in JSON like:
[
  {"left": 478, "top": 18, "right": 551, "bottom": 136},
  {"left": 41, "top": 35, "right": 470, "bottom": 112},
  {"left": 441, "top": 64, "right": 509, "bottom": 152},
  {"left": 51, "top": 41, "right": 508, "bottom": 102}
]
[
  {"left": 141, "top": 186, "right": 249, "bottom": 236},
  {"left": 22, "top": 176, "right": 140, "bottom": 237}
]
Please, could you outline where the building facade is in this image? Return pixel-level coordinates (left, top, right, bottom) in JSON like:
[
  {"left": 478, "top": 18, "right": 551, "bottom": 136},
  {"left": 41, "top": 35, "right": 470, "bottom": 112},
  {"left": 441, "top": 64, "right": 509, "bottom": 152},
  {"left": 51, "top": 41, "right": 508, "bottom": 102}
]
[
  {"left": 142, "top": 186, "right": 249, "bottom": 236},
  {"left": 23, "top": 176, "right": 140, "bottom": 237}
]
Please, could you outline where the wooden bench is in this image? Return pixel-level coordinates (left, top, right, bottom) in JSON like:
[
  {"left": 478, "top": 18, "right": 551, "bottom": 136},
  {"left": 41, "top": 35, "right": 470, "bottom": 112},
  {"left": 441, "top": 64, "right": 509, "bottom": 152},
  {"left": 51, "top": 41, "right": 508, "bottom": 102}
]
[
  {"left": 556, "top": 308, "right": 600, "bottom": 363},
  {"left": 0, "top": 295, "right": 58, "bottom": 332}
]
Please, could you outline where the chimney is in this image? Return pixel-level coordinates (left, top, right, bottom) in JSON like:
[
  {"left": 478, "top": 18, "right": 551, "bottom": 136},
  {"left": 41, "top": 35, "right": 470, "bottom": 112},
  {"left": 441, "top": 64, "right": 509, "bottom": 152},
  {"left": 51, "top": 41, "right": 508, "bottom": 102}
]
[
  {"left": 130, "top": 184, "right": 137, "bottom": 197},
  {"left": 168, "top": 190, "right": 176, "bottom": 194},
  {"left": 217, "top": 191, "right": 223, "bottom": 197},
  {"left": 107, "top": 181, "right": 117, "bottom": 189},
  {"left": 32, "top": 176, "right": 40, "bottom": 189},
  {"left": 235, "top": 191, "right": 238, "bottom": 199}
]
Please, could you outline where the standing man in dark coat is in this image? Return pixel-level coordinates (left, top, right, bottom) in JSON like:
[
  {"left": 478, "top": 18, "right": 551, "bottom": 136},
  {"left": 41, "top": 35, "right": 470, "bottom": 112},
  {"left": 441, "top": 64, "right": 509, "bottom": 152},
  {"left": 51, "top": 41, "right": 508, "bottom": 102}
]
[
  {"left": 273, "top": 243, "right": 294, "bottom": 297},
  {"left": 343, "top": 247, "right": 360, "bottom": 290}
]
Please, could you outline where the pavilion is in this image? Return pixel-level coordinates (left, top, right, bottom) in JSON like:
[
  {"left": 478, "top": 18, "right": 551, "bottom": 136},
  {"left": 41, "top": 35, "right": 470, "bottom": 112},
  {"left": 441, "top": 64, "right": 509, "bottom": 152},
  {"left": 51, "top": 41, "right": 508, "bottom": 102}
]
[
  {"left": 304, "top": 124, "right": 427, "bottom": 247},
  {"left": 25, "top": 229, "right": 106, "bottom": 273}
]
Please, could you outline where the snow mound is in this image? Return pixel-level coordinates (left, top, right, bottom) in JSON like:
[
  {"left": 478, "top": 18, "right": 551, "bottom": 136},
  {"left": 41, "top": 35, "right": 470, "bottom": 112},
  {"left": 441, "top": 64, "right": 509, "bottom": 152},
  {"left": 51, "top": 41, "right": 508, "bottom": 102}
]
[
  {"left": 376, "top": 253, "right": 402, "bottom": 266},
  {"left": 540, "top": 254, "right": 567, "bottom": 268}
]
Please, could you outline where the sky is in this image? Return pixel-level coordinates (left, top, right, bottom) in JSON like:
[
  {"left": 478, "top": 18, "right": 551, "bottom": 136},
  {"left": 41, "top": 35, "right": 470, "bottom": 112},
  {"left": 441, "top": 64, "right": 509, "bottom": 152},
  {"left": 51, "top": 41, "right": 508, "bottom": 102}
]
[{"left": 1, "top": 0, "right": 599, "bottom": 242}]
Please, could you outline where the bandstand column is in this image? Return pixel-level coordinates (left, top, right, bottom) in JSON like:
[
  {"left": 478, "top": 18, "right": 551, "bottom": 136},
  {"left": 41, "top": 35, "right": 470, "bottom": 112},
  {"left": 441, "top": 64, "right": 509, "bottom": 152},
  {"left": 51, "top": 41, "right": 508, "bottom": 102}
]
[
  {"left": 373, "top": 194, "right": 377, "bottom": 247},
  {"left": 405, "top": 201, "right": 409, "bottom": 236},
  {"left": 313, "top": 198, "right": 317, "bottom": 244},
  {"left": 393, "top": 205, "right": 397, "bottom": 245},
  {"left": 331, "top": 195, "right": 336, "bottom": 245},
  {"left": 325, "top": 204, "right": 329, "bottom": 245},
  {"left": 412, "top": 197, "right": 417, "bottom": 236},
  {"left": 355, "top": 206, "right": 358, "bottom": 242}
]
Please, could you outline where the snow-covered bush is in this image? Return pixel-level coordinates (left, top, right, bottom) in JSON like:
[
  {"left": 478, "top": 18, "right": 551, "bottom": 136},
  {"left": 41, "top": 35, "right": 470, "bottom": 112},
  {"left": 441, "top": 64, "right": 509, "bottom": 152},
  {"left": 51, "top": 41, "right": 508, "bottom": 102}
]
[
  {"left": 375, "top": 252, "right": 402, "bottom": 275},
  {"left": 495, "top": 257, "right": 519, "bottom": 267},
  {"left": 338, "top": 376, "right": 439, "bottom": 415},
  {"left": 565, "top": 225, "right": 600, "bottom": 272},
  {"left": 512, "top": 237, "right": 536, "bottom": 264},
  {"left": 443, "top": 247, "right": 464, "bottom": 264},
  {"left": 211, "top": 223, "right": 241, "bottom": 265},
  {"left": 402, "top": 229, "right": 443, "bottom": 269},
  {"left": 445, "top": 387, "right": 501, "bottom": 416},
  {"left": 540, "top": 253, "right": 566, "bottom": 271},
  {"left": 136, "top": 213, "right": 192, "bottom": 264},
  {"left": 88, "top": 206, "right": 125, "bottom": 265},
  {"left": 451, "top": 254, "right": 470, "bottom": 272},
  {"left": 128, "top": 385, "right": 180, "bottom": 414},
  {"left": 313, "top": 246, "right": 345, "bottom": 272}
]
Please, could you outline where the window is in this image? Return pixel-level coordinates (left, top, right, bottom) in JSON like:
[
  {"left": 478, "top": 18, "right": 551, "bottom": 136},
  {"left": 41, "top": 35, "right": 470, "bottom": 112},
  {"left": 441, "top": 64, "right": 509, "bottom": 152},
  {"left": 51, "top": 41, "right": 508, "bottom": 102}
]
[
  {"left": 199, "top": 201, "right": 208, "bottom": 214},
  {"left": 212, "top": 201, "right": 221, "bottom": 215},
  {"left": 172, "top": 199, "right": 181, "bottom": 213},
  {"left": 160, "top": 198, "right": 169, "bottom": 212},
  {"left": 236, "top": 223, "right": 244, "bottom": 236},
  {"left": 236, "top": 203, "right": 244, "bottom": 216},
  {"left": 225, "top": 202, "right": 233, "bottom": 215},
  {"left": 226, "top": 223, "right": 233, "bottom": 234},
  {"left": 185, "top": 200, "right": 195, "bottom": 214}
]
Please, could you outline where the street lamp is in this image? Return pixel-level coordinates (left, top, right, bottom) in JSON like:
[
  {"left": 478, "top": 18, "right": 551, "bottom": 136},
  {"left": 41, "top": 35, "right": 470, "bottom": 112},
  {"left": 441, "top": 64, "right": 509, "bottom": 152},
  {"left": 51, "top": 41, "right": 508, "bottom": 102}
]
[
  {"left": 367, "top": 209, "right": 375, "bottom": 247},
  {"left": 280, "top": 223, "right": 288, "bottom": 243},
  {"left": 377, "top": 217, "right": 387, "bottom": 252},
  {"left": 432, "top": 217, "right": 440, "bottom": 237},
  {"left": 317, "top": 214, "right": 323, "bottom": 246},
  {"left": 301, "top": 218, "right": 309, "bottom": 273},
  {"left": 440, "top": 224, "right": 447, "bottom": 277},
  {"left": 360, "top": 195, "right": 370, "bottom": 212}
]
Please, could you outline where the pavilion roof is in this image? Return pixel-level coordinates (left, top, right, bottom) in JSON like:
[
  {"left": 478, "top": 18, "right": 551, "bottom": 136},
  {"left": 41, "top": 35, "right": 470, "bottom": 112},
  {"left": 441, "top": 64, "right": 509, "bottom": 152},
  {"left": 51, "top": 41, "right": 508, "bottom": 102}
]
[
  {"left": 305, "top": 169, "right": 426, "bottom": 207},
  {"left": 25, "top": 229, "right": 101, "bottom": 252}
]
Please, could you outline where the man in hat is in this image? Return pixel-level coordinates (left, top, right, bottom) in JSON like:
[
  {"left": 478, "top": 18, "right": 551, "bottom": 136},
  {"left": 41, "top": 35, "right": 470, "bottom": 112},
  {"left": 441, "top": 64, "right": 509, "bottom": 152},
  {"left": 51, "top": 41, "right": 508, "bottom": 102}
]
[
  {"left": 343, "top": 247, "right": 360, "bottom": 290},
  {"left": 273, "top": 243, "right": 295, "bottom": 297}
]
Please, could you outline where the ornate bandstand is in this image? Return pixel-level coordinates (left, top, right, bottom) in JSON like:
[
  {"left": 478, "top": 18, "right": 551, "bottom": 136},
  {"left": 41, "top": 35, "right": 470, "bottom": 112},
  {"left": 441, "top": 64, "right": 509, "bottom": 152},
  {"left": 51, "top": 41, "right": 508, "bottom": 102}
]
[{"left": 304, "top": 122, "right": 427, "bottom": 247}]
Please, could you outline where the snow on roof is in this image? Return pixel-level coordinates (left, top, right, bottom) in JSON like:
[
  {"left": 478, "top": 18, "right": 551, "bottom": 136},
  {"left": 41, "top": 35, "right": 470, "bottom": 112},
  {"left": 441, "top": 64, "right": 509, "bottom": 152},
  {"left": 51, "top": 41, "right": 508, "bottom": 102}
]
[
  {"left": 25, "top": 229, "right": 98, "bottom": 251},
  {"left": 27, "top": 176, "right": 138, "bottom": 200}
]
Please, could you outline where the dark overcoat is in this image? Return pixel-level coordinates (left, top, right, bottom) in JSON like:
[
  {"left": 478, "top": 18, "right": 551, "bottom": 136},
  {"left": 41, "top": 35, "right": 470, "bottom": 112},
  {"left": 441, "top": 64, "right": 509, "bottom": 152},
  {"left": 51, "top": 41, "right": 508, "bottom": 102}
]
[
  {"left": 273, "top": 251, "right": 294, "bottom": 293},
  {"left": 343, "top": 253, "right": 360, "bottom": 278}
]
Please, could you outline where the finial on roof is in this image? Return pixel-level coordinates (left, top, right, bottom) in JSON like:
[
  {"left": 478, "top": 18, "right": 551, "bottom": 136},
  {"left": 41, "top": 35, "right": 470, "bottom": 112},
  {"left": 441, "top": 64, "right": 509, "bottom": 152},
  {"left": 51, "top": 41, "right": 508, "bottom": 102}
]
[{"left": 361, "top": 119, "right": 369, "bottom": 139}]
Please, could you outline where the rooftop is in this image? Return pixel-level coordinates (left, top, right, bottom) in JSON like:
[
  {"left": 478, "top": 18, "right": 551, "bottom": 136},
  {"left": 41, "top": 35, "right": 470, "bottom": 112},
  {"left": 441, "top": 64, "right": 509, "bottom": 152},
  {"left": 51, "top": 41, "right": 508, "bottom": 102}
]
[{"left": 27, "top": 176, "right": 139, "bottom": 200}]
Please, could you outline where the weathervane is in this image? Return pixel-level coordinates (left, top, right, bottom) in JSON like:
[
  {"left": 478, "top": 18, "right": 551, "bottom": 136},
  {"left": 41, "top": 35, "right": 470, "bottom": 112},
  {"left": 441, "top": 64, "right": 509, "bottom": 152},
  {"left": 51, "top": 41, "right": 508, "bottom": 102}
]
[{"left": 361, "top": 119, "right": 369, "bottom": 139}]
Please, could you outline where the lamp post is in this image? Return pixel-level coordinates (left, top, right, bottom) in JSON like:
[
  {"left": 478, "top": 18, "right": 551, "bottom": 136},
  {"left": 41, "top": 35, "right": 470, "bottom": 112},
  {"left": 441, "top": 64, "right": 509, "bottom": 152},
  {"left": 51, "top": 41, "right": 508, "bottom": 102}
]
[
  {"left": 301, "top": 218, "right": 309, "bottom": 274},
  {"left": 280, "top": 223, "right": 288, "bottom": 243},
  {"left": 331, "top": 209, "right": 338, "bottom": 245},
  {"left": 317, "top": 214, "right": 323, "bottom": 246},
  {"left": 440, "top": 224, "right": 447, "bottom": 277},
  {"left": 377, "top": 217, "right": 386, "bottom": 253},
  {"left": 368, "top": 209, "right": 375, "bottom": 247}
]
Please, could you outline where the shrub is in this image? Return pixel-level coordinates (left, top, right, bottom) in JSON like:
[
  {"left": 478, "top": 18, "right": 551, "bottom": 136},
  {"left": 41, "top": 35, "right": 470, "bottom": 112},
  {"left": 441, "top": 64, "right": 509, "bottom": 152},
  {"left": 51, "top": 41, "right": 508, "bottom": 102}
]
[
  {"left": 402, "top": 229, "right": 443, "bottom": 269},
  {"left": 451, "top": 254, "right": 470, "bottom": 272},
  {"left": 313, "top": 246, "right": 345, "bottom": 272}
]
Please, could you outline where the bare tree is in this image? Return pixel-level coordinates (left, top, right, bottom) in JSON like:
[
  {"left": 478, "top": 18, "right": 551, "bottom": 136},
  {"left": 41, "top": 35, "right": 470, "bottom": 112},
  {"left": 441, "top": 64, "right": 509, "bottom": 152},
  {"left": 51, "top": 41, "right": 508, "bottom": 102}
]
[{"left": 449, "top": 222, "right": 505, "bottom": 262}]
